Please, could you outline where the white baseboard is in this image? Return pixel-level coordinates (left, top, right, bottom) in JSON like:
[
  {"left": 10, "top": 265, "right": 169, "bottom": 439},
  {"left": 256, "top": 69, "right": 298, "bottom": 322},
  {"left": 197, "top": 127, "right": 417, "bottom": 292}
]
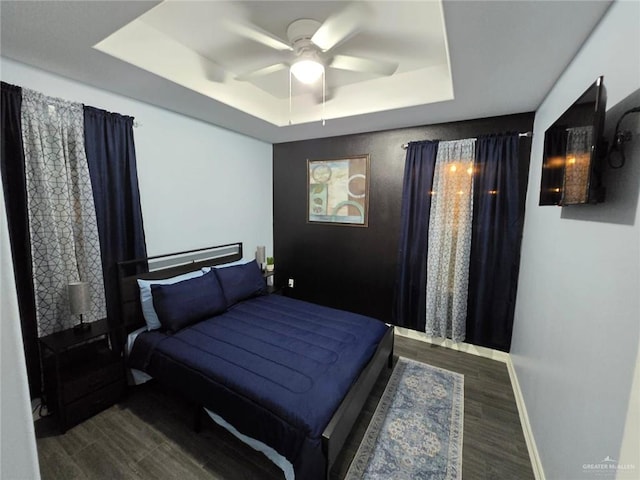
[
  {"left": 505, "top": 356, "right": 546, "bottom": 480},
  {"left": 394, "top": 327, "right": 510, "bottom": 363},
  {"left": 394, "top": 327, "right": 545, "bottom": 479}
]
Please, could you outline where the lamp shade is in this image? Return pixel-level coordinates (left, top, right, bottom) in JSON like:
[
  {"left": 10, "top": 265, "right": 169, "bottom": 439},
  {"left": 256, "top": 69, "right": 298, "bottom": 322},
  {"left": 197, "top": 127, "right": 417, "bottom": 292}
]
[
  {"left": 290, "top": 59, "right": 324, "bottom": 84},
  {"left": 256, "top": 245, "right": 266, "bottom": 265},
  {"left": 68, "top": 282, "right": 90, "bottom": 315}
]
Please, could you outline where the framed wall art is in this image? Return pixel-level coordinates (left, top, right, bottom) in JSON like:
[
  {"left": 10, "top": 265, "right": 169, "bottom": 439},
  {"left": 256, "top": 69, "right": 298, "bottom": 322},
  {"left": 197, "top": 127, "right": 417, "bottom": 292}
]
[{"left": 307, "top": 155, "right": 369, "bottom": 226}]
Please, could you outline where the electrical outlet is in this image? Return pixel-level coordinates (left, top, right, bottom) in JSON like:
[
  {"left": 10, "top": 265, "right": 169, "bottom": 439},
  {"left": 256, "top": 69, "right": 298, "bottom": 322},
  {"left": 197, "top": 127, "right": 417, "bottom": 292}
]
[{"left": 288, "top": 278, "right": 295, "bottom": 288}]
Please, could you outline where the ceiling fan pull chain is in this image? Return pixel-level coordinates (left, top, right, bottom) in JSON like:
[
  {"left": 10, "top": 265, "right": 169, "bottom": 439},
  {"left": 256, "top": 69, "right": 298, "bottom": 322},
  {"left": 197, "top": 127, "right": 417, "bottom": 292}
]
[
  {"left": 289, "top": 69, "right": 293, "bottom": 126},
  {"left": 322, "top": 70, "right": 326, "bottom": 126}
]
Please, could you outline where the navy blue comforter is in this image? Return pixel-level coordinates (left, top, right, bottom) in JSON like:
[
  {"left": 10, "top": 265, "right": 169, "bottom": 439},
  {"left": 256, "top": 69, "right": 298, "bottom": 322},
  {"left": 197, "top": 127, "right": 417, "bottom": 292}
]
[{"left": 129, "top": 294, "right": 389, "bottom": 479}]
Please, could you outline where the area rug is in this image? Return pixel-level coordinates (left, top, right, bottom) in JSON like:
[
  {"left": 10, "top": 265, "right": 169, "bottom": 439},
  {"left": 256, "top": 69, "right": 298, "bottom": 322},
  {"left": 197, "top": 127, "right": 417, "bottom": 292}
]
[{"left": 345, "top": 357, "right": 464, "bottom": 480}]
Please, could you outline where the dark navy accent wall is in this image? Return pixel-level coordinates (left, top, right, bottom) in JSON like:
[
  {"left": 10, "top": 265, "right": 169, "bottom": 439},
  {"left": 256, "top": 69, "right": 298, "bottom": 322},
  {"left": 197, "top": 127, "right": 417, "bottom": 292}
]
[{"left": 273, "top": 113, "right": 534, "bottom": 325}]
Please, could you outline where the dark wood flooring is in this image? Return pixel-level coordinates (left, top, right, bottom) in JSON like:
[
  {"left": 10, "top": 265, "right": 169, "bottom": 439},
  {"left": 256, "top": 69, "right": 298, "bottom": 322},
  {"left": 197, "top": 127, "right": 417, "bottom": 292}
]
[{"left": 35, "top": 335, "right": 534, "bottom": 479}]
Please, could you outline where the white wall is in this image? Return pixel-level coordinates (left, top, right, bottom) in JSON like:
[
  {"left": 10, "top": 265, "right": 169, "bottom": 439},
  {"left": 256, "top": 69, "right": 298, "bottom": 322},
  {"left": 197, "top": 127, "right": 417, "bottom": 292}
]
[
  {"left": 0, "top": 57, "right": 274, "bottom": 258},
  {"left": 0, "top": 57, "right": 272, "bottom": 478},
  {"left": 512, "top": 1, "right": 640, "bottom": 478},
  {"left": 1, "top": 178, "right": 40, "bottom": 478}
]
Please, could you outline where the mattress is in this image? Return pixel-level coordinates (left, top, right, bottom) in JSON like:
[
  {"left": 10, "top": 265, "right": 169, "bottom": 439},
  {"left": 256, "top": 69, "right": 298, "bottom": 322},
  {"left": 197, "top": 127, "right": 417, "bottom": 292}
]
[{"left": 128, "top": 294, "right": 389, "bottom": 479}]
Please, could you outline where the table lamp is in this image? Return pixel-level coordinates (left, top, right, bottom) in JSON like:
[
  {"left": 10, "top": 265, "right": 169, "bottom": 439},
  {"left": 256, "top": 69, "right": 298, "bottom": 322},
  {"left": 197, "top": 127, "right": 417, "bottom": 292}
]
[{"left": 69, "top": 281, "right": 91, "bottom": 332}]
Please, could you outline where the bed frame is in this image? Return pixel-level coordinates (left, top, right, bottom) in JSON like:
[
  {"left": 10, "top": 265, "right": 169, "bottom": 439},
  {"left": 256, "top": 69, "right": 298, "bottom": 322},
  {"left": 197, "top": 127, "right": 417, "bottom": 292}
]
[{"left": 118, "top": 242, "right": 394, "bottom": 479}]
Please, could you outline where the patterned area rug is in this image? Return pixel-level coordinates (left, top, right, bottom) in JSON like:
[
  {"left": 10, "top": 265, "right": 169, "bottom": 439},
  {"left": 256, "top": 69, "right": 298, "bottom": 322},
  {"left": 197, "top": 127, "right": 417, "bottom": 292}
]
[{"left": 345, "top": 357, "right": 464, "bottom": 480}]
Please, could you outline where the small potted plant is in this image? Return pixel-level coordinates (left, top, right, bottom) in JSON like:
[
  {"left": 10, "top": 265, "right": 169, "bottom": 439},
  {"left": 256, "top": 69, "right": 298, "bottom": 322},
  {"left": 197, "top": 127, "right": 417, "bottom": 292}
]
[{"left": 266, "top": 257, "right": 275, "bottom": 272}]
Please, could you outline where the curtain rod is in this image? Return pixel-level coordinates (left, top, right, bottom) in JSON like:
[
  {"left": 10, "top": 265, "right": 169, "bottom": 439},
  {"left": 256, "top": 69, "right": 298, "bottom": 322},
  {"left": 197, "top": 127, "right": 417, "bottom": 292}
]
[{"left": 401, "top": 131, "right": 533, "bottom": 149}]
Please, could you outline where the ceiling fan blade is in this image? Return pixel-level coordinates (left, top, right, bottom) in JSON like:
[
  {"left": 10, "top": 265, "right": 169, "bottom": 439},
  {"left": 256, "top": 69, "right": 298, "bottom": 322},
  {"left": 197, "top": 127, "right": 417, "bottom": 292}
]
[
  {"left": 311, "top": 3, "right": 373, "bottom": 52},
  {"left": 329, "top": 55, "right": 398, "bottom": 76},
  {"left": 235, "top": 63, "right": 289, "bottom": 81},
  {"left": 228, "top": 21, "right": 293, "bottom": 51}
]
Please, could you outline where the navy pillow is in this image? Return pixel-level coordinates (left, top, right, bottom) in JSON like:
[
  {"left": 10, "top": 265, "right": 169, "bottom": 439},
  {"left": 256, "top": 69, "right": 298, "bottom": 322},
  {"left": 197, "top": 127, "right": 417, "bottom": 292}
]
[
  {"left": 214, "top": 259, "right": 267, "bottom": 306},
  {"left": 151, "top": 270, "right": 227, "bottom": 333}
]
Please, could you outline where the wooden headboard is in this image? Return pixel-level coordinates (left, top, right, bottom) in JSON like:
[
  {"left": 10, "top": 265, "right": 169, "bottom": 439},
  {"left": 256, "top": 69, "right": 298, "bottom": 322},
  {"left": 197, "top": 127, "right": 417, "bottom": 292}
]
[{"left": 117, "top": 242, "right": 243, "bottom": 334}]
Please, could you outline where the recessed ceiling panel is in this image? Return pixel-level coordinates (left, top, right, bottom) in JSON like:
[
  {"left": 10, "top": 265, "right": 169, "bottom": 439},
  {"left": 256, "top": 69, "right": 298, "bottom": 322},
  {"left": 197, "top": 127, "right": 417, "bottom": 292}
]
[{"left": 94, "top": 0, "right": 453, "bottom": 127}]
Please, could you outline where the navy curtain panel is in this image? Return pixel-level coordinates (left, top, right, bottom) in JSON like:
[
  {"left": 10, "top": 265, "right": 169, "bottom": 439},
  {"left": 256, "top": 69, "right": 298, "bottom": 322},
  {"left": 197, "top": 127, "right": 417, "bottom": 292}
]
[
  {"left": 392, "top": 140, "right": 438, "bottom": 330},
  {"left": 1, "top": 82, "right": 41, "bottom": 396},
  {"left": 466, "top": 133, "right": 521, "bottom": 351},
  {"left": 84, "top": 106, "right": 147, "bottom": 349}
]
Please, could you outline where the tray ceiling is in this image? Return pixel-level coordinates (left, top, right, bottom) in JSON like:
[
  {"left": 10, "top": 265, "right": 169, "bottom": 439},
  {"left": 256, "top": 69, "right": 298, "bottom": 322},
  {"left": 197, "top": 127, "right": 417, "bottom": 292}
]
[
  {"left": 94, "top": 1, "right": 453, "bottom": 127},
  {"left": 0, "top": 1, "right": 612, "bottom": 143}
]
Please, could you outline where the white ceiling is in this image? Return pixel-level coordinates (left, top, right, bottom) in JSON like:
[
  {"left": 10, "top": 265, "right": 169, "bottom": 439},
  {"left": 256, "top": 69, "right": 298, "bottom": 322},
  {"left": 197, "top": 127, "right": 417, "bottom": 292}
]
[
  {"left": 0, "top": 1, "right": 612, "bottom": 143},
  {"left": 93, "top": 1, "right": 453, "bottom": 127}
]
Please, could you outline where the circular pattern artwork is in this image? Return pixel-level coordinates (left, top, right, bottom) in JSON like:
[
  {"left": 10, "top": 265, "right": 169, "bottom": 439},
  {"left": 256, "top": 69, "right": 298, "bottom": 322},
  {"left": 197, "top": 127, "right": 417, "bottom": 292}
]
[
  {"left": 347, "top": 174, "right": 366, "bottom": 198},
  {"left": 308, "top": 155, "right": 369, "bottom": 226},
  {"left": 311, "top": 164, "right": 332, "bottom": 183}
]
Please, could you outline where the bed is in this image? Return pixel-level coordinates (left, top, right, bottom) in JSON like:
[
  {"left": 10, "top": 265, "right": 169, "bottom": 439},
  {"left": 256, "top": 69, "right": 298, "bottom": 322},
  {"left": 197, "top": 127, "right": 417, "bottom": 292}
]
[{"left": 118, "top": 243, "right": 394, "bottom": 480}]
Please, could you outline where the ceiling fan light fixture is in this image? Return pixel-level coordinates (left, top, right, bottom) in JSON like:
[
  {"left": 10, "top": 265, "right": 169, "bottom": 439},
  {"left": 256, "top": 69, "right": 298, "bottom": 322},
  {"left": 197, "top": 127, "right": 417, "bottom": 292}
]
[{"left": 290, "top": 59, "right": 324, "bottom": 84}]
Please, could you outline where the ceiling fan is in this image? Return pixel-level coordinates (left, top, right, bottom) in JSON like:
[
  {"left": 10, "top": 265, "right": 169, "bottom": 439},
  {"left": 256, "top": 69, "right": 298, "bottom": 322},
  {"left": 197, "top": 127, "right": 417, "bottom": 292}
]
[{"left": 230, "top": 3, "right": 399, "bottom": 86}]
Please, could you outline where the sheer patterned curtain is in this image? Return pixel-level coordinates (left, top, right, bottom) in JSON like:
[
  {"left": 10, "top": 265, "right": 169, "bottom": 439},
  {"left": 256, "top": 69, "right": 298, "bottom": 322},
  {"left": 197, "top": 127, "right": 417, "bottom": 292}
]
[
  {"left": 425, "top": 139, "right": 476, "bottom": 342},
  {"left": 21, "top": 89, "right": 106, "bottom": 336}
]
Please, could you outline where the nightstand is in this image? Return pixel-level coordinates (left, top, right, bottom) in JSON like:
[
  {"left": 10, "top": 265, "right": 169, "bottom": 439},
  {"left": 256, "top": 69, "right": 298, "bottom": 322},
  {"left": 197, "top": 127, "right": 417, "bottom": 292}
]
[
  {"left": 39, "top": 318, "right": 126, "bottom": 432},
  {"left": 264, "top": 271, "right": 283, "bottom": 295}
]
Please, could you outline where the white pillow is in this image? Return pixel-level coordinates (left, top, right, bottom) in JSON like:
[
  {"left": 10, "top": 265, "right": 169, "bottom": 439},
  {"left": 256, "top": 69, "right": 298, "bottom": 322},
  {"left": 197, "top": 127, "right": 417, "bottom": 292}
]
[{"left": 137, "top": 269, "right": 205, "bottom": 330}]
